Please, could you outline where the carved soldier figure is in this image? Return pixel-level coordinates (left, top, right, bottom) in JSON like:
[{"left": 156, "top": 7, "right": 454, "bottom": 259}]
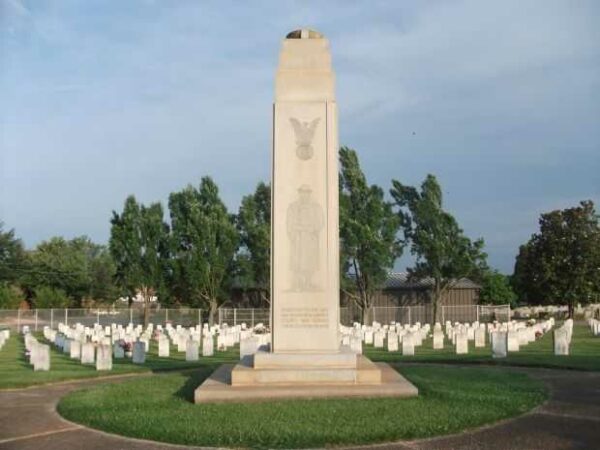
[{"left": 286, "top": 185, "right": 324, "bottom": 291}]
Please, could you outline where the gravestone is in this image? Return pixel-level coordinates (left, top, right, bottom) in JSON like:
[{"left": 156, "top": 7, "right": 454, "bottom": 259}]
[
  {"left": 132, "top": 341, "right": 145, "bottom": 364},
  {"left": 474, "top": 328, "right": 486, "bottom": 348},
  {"left": 491, "top": 331, "right": 507, "bottom": 358},
  {"left": 96, "top": 344, "right": 112, "bottom": 371},
  {"left": 507, "top": 331, "right": 520, "bottom": 352},
  {"left": 387, "top": 332, "right": 398, "bottom": 352},
  {"left": 70, "top": 340, "right": 81, "bottom": 359},
  {"left": 158, "top": 337, "right": 170, "bottom": 357},
  {"left": 553, "top": 328, "right": 569, "bottom": 356},
  {"left": 202, "top": 336, "right": 214, "bottom": 357},
  {"left": 177, "top": 335, "right": 187, "bottom": 352},
  {"left": 433, "top": 330, "right": 444, "bottom": 349},
  {"left": 62, "top": 338, "right": 72, "bottom": 354},
  {"left": 195, "top": 29, "right": 418, "bottom": 403},
  {"left": 186, "top": 340, "right": 199, "bottom": 361},
  {"left": 240, "top": 337, "right": 260, "bottom": 363},
  {"left": 33, "top": 343, "right": 50, "bottom": 371},
  {"left": 374, "top": 332, "right": 384, "bottom": 348},
  {"left": 455, "top": 333, "right": 468, "bottom": 354},
  {"left": 113, "top": 342, "right": 125, "bottom": 359},
  {"left": 81, "top": 342, "right": 95, "bottom": 364},
  {"left": 402, "top": 333, "right": 415, "bottom": 356},
  {"left": 350, "top": 335, "right": 363, "bottom": 354}
]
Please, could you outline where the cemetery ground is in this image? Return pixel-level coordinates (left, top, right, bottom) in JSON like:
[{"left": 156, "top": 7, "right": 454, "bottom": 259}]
[
  {"left": 1, "top": 323, "right": 598, "bottom": 390},
  {"left": 0, "top": 323, "right": 598, "bottom": 448},
  {"left": 0, "top": 332, "right": 239, "bottom": 389}
]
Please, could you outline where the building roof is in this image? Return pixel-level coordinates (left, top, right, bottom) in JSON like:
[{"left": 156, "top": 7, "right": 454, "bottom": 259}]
[{"left": 383, "top": 272, "right": 481, "bottom": 290}]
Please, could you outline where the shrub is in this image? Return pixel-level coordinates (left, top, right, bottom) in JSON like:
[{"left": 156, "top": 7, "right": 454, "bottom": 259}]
[{"left": 34, "top": 286, "right": 72, "bottom": 308}]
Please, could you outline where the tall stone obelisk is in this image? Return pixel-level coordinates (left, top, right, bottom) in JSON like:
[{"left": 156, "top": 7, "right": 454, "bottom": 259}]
[
  {"left": 271, "top": 28, "right": 340, "bottom": 353},
  {"left": 195, "top": 30, "right": 418, "bottom": 401}
]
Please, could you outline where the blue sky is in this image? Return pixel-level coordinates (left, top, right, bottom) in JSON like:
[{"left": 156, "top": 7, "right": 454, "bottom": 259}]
[{"left": 1, "top": 0, "right": 599, "bottom": 274}]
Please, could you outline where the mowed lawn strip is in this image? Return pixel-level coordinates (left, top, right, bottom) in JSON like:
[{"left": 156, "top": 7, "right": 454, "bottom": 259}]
[
  {"left": 0, "top": 333, "right": 239, "bottom": 389},
  {"left": 366, "top": 323, "right": 600, "bottom": 371},
  {"left": 57, "top": 365, "right": 547, "bottom": 449}
]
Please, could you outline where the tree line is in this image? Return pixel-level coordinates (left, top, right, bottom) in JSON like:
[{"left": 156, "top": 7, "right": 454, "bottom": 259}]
[{"left": 1, "top": 148, "right": 598, "bottom": 321}]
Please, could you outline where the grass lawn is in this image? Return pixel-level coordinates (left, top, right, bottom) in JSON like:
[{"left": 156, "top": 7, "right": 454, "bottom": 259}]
[
  {"left": 366, "top": 323, "right": 600, "bottom": 371},
  {"left": 2, "top": 322, "right": 597, "bottom": 389},
  {"left": 57, "top": 365, "right": 547, "bottom": 449},
  {"left": 0, "top": 333, "right": 238, "bottom": 389}
]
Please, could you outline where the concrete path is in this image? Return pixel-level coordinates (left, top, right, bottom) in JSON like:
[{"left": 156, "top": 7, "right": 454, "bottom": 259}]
[{"left": 1, "top": 368, "right": 599, "bottom": 450}]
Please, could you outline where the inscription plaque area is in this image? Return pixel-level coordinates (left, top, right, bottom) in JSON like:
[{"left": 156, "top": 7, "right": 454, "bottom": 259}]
[{"left": 281, "top": 307, "right": 329, "bottom": 328}]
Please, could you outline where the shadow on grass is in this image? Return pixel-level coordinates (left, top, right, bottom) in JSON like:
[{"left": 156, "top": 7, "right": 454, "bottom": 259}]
[{"left": 174, "top": 366, "right": 217, "bottom": 403}]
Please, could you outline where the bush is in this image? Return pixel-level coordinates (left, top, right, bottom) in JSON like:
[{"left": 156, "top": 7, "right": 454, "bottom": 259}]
[
  {"left": 34, "top": 286, "right": 72, "bottom": 308},
  {"left": 0, "top": 283, "right": 23, "bottom": 309}
]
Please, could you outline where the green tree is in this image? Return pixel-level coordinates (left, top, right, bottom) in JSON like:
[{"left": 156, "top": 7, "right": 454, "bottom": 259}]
[
  {"left": 512, "top": 240, "right": 543, "bottom": 304},
  {"left": 391, "top": 174, "right": 487, "bottom": 323},
  {"left": 88, "top": 248, "right": 119, "bottom": 305},
  {"left": 22, "top": 236, "right": 117, "bottom": 306},
  {"left": 339, "top": 147, "right": 403, "bottom": 324},
  {"left": 0, "top": 283, "right": 23, "bottom": 309},
  {"left": 479, "top": 270, "right": 517, "bottom": 306},
  {"left": 110, "top": 196, "right": 169, "bottom": 325},
  {"left": 24, "top": 237, "right": 90, "bottom": 304},
  {"left": 236, "top": 182, "right": 271, "bottom": 305},
  {"left": 169, "top": 177, "right": 238, "bottom": 324},
  {"left": 0, "top": 223, "right": 25, "bottom": 283},
  {"left": 33, "top": 286, "right": 71, "bottom": 308},
  {"left": 513, "top": 200, "right": 600, "bottom": 317}
]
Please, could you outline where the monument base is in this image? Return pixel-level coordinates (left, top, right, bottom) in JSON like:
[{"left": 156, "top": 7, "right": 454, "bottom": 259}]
[{"left": 194, "top": 354, "right": 418, "bottom": 403}]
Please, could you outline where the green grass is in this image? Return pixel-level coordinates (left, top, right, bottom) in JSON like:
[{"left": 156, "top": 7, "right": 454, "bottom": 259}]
[
  {"left": 2, "top": 322, "right": 597, "bottom": 389},
  {"left": 365, "top": 323, "right": 600, "bottom": 371},
  {"left": 57, "top": 365, "right": 547, "bottom": 449},
  {"left": 0, "top": 333, "right": 238, "bottom": 389}
]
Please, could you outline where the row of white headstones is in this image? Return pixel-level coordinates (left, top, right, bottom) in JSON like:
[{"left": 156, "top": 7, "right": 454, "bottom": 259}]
[
  {"left": 340, "top": 318, "right": 575, "bottom": 357},
  {"left": 588, "top": 318, "right": 600, "bottom": 337},
  {"left": 21, "top": 321, "right": 271, "bottom": 372}
]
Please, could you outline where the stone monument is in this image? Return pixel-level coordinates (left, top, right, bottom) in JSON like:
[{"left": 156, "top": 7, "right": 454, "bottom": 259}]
[{"left": 195, "top": 29, "right": 417, "bottom": 402}]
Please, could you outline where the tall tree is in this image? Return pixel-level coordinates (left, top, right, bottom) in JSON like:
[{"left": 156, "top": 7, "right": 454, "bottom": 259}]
[
  {"left": 236, "top": 182, "right": 271, "bottom": 305},
  {"left": 391, "top": 174, "right": 487, "bottom": 323},
  {"left": 513, "top": 200, "right": 600, "bottom": 317},
  {"left": 169, "top": 177, "right": 238, "bottom": 324},
  {"left": 339, "top": 147, "right": 403, "bottom": 324},
  {"left": 110, "top": 196, "right": 169, "bottom": 325},
  {"left": 0, "top": 223, "right": 25, "bottom": 284},
  {"left": 0, "top": 223, "right": 26, "bottom": 308}
]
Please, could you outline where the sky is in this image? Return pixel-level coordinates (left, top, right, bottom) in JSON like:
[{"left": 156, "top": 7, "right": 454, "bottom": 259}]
[{"left": 1, "top": 0, "right": 599, "bottom": 274}]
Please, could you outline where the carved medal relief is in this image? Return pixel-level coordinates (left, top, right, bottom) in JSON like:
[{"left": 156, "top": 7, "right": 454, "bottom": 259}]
[{"left": 289, "top": 117, "right": 320, "bottom": 161}]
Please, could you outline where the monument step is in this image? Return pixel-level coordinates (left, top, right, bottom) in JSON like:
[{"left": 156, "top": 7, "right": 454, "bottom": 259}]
[
  {"left": 253, "top": 351, "right": 357, "bottom": 369},
  {"left": 195, "top": 362, "right": 418, "bottom": 403},
  {"left": 231, "top": 355, "right": 382, "bottom": 386}
]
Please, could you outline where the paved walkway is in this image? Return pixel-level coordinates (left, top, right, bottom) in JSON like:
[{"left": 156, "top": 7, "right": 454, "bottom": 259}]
[{"left": 1, "top": 367, "right": 599, "bottom": 450}]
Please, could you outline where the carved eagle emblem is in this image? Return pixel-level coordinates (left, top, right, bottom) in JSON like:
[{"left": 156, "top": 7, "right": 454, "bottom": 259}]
[{"left": 290, "top": 117, "right": 320, "bottom": 160}]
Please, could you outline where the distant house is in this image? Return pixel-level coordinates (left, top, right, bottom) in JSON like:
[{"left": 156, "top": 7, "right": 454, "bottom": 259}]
[
  {"left": 228, "top": 272, "right": 480, "bottom": 309},
  {"left": 365, "top": 272, "right": 481, "bottom": 308}
]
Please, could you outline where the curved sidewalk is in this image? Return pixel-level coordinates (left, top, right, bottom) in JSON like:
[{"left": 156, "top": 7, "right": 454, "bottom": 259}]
[{"left": 1, "top": 367, "right": 599, "bottom": 450}]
